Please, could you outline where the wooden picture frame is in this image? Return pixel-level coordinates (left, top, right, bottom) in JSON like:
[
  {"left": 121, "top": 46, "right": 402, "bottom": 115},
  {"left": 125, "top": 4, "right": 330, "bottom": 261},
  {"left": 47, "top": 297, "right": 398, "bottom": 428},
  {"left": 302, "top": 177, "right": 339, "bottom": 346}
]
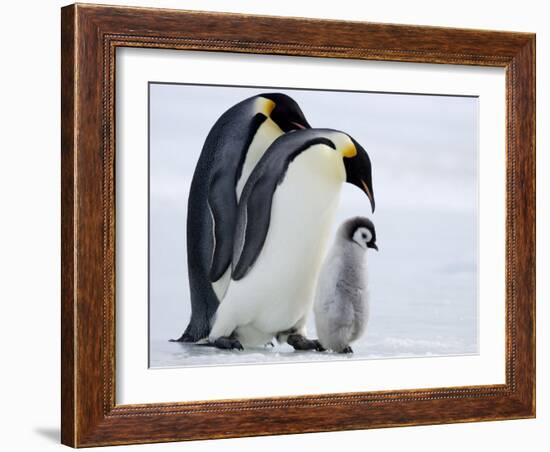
[{"left": 61, "top": 3, "right": 535, "bottom": 447}]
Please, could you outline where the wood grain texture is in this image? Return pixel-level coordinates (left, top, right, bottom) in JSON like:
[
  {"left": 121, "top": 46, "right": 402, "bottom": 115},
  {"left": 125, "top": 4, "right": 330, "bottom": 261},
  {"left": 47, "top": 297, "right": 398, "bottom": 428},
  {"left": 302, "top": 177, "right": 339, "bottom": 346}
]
[
  {"left": 60, "top": 5, "right": 76, "bottom": 446},
  {"left": 60, "top": 3, "right": 536, "bottom": 447}
]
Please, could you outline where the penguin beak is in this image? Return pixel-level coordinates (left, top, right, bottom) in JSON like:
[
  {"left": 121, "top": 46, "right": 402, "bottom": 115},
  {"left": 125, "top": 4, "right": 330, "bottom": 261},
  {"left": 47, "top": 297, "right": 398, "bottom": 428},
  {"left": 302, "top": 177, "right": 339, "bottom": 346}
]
[
  {"left": 369, "top": 242, "right": 379, "bottom": 251},
  {"left": 343, "top": 138, "right": 375, "bottom": 213},
  {"left": 282, "top": 117, "right": 311, "bottom": 132},
  {"left": 270, "top": 107, "right": 311, "bottom": 132},
  {"left": 290, "top": 120, "right": 309, "bottom": 130}
]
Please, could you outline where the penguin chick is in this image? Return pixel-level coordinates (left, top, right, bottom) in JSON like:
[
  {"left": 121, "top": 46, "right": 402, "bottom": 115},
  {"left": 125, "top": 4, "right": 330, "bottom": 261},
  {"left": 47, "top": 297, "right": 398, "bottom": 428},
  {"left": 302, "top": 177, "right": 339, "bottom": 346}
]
[{"left": 313, "top": 217, "right": 378, "bottom": 353}]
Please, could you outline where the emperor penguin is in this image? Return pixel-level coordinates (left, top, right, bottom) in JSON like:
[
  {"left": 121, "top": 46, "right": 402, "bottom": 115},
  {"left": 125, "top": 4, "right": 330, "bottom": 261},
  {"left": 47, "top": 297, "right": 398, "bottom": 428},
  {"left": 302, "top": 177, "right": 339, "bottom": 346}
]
[
  {"left": 174, "top": 93, "right": 311, "bottom": 343},
  {"left": 207, "top": 128, "right": 375, "bottom": 350},
  {"left": 313, "top": 217, "right": 378, "bottom": 354}
]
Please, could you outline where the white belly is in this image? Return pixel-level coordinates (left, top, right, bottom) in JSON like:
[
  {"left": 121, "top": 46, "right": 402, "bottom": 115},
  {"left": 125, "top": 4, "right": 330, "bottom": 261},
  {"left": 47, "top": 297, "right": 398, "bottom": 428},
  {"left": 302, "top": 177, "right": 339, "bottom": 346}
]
[
  {"left": 221, "top": 147, "right": 346, "bottom": 345},
  {"left": 236, "top": 118, "right": 283, "bottom": 198}
]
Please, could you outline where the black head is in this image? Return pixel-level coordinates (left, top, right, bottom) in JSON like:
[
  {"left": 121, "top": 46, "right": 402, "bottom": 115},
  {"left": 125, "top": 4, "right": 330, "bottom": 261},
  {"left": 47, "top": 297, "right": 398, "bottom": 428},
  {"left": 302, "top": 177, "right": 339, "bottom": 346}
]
[
  {"left": 260, "top": 93, "right": 311, "bottom": 132},
  {"left": 341, "top": 216, "right": 378, "bottom": 251},
  {"left": 343, "top": 136, "right": 375, "bottom": 212}
]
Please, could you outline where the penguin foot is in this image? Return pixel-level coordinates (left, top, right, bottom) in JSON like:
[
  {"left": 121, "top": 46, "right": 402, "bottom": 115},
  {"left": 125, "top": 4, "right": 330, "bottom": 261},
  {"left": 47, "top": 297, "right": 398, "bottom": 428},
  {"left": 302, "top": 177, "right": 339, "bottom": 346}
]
[
  {"left": 213, "top": 336, "right": 244, "bottom": 351},
  {"left": 315, "top": 340, "right": 327, "bottom": 352},
  {"left": 287, "top": 334, "right": 326, "bottom": 352},
  {"left": 339, "top": 346, "right": 353, "bottom": 354}
]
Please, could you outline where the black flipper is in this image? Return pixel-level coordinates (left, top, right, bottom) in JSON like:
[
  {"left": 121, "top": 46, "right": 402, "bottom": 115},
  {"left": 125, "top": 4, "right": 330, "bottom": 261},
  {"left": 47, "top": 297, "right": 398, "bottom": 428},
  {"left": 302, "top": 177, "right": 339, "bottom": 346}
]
[
  {"left": 232, "top": 130, "right": 337, "bottom": 280},
  {"left": 208, "top": 113, "right": 268, "bottom": 282}
]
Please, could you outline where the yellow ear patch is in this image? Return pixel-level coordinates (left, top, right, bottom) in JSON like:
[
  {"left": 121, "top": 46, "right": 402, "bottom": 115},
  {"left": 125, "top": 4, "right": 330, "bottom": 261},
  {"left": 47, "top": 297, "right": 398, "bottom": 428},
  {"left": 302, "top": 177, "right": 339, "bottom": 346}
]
[
  {"left": 260, "top": 98, "right": 276, "bottom": 116},
  {"left": 342, "top": 142, "right": 357, "bottom": 158}
]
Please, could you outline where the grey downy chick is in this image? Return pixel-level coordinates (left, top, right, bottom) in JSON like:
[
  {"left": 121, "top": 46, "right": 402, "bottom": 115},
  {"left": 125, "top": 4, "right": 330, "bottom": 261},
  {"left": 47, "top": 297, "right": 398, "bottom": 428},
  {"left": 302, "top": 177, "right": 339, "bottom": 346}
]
[{"left": 313, "top": 217, "right": 378, "bottom": 353}]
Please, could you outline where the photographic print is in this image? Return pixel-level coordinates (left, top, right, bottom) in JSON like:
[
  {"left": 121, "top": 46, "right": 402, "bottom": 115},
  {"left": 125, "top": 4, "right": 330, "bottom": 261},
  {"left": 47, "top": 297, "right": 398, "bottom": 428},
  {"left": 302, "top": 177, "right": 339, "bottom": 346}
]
[{"left": 148, "top": 83, "right": 478, "bottom": 368}]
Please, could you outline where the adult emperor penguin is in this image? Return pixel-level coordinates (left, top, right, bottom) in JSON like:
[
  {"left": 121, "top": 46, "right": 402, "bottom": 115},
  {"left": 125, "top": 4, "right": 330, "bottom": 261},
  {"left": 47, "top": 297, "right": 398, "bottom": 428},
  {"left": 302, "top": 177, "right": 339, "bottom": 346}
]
[
  {"left": 174, "top": 93, "right": 311, "bottom": 343},
  {"left": 207, "top": 128, "right": 375, "bottom": 350}
]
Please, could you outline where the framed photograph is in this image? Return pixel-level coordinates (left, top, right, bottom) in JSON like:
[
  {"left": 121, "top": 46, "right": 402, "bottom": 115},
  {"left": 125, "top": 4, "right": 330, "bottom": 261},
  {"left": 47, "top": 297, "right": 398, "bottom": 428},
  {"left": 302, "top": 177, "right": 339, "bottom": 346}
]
[{"left": 61, "top": 3, "right": 535, "bottom": 447}]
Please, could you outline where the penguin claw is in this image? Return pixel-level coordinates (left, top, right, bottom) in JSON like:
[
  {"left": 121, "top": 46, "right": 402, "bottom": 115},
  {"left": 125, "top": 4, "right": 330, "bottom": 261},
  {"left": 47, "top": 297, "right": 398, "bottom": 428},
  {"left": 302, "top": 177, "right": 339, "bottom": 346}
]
[
  {"left": 339, "top": 346, "right": 353, "bottom": 354},
  {"left": 213, "top": 336, "right": 244, "bottom": 351},
  {"left": 313, "top": 340, "right": 327, "bottom": 352},
  {"left": 287, "top": 334, "right": 326, "bottom": 352}
]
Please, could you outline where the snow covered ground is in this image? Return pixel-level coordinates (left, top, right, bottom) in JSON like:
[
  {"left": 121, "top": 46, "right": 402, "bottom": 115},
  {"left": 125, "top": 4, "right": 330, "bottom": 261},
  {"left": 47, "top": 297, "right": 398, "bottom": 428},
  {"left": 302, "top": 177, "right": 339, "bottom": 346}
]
[{"left": 150, "top": 327, "right": 477, "bottom": 368}]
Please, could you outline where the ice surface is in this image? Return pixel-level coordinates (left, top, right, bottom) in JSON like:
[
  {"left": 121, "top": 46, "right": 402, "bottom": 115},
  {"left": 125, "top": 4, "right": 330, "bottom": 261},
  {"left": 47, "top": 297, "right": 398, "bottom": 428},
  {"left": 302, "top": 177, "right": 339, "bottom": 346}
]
[{"left": 150, "top": 332, "right": 477, "bottom": 368}]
